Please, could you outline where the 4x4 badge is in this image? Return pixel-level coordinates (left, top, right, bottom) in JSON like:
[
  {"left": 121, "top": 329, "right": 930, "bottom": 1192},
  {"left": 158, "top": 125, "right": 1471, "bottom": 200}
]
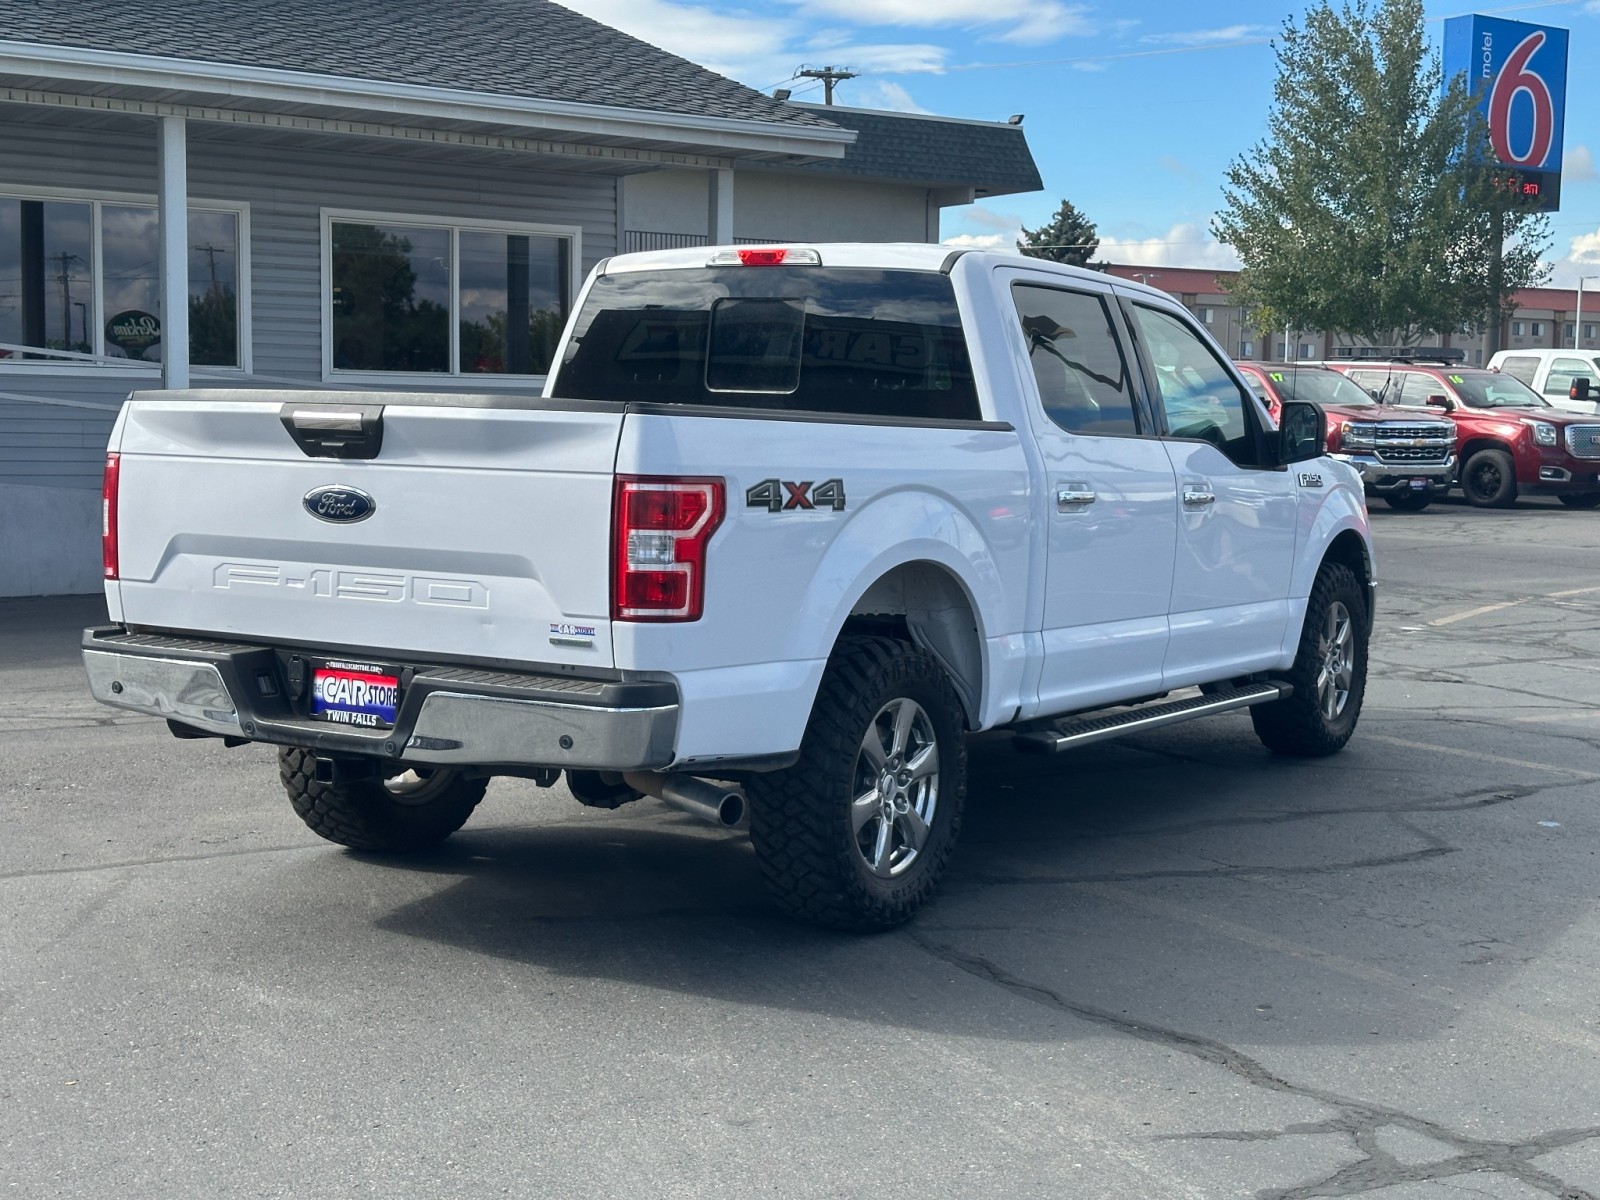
[{"left": 746, "top": 478, "right": 847, "bottom": 512}]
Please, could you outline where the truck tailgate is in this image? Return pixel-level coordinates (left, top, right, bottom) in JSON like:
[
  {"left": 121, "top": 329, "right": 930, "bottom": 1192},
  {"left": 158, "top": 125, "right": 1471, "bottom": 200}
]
[{"left": 111, "top": 393, "right": 622, "bottom": 669}]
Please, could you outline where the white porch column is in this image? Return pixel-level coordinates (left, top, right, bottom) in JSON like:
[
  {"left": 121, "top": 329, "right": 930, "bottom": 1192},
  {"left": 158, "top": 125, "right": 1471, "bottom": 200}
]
[
  {"left": 158, "top": 116, "right": 190, "bottom": 390},
  {"left": 707, "top": 168, "right": 734, "bottom": 245}
]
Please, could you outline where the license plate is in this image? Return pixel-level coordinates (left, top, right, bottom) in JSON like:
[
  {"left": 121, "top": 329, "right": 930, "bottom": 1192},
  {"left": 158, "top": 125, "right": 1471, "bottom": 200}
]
[
  {"left": 311, "top": 660, "right": 399, "bottom": 728},
  {"left": 1409, "top": 478, "right": 1429, "bottom": 490}
]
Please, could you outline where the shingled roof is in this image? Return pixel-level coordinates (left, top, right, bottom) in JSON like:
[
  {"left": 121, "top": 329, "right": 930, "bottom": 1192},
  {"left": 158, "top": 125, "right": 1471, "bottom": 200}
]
[
  {"left": 788, "top": 104, "right": 1042, "bottom": 197},
  {"left": 0, "top": 0, "right": 837, "bottom": 131}
]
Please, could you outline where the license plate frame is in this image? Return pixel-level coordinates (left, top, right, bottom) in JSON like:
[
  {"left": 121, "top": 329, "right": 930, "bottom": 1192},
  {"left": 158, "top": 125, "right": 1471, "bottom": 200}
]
[{"left": 310, "top": 659, "right": 401, "bottom": 729}]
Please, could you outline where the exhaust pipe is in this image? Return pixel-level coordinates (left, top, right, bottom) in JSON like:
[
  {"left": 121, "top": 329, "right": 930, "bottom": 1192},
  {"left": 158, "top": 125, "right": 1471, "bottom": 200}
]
[{"left": 623, "top": 772, "right": 745, "bottom": 828}]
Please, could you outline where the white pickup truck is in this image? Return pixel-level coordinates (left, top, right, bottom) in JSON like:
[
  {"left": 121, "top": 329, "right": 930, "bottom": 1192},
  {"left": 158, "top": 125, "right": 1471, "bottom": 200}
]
[{"left": 84, "top": 243, "right": 1374, "bottom": 929}]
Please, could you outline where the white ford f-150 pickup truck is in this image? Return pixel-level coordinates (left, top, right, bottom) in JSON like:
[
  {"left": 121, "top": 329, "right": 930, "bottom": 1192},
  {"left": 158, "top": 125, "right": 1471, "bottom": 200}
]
[{"left": 84, "top": 243, "right": 1374, "bottom": 929}]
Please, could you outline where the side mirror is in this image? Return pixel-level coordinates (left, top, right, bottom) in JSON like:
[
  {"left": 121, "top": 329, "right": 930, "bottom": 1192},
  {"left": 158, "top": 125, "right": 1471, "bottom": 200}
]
[
  {"left": 1278, "top": 400, "right": 1325, "bottom": 465},
  {"left": 1573, "top": 378, "right": 1592, "bottom": 402},
  {"left": 1426, "top": 395, "right": 1451, "bottom": 409}
]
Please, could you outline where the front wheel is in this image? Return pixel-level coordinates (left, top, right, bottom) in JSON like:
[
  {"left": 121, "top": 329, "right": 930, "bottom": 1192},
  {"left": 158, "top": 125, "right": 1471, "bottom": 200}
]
[
  {"left": 1383, "top": 490, "right": 1433, "bottom": 512},
  {"left": 279, "top": 747, "right": 487, "bottom": 852},
  {"left": 1558, "top": 493, "right": 1600, "bottom": 510},
  {"left": 747, "top": 637, "right": 966, "bottom": 931},
  {"left": 1461, "top": 448, "right": 1518, "bottom": 508},
  {"left": 1251, "top": 562, "right": 1368, "bottom": 757}
]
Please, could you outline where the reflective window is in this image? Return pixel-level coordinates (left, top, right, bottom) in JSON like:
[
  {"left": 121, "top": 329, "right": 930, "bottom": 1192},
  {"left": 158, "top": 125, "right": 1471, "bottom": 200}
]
[
  {"left": 1547, "top": 357, "right": 1599, "bottom": 396},
  {"left": 555, "top": 267, "right": 979, "bottom": 421},
  {"left": 1498, "top": 356, "right": 1539, "bottom": 385},
  {"left": 1010, "top": 284, "right": 1139, "bottom": 434},
  {"left": 0, "top": 199, "right": 92, "bottom": 359},
  {"left": 0, "top": 198, "right": 240, "bottom": 367},
  {"left": 331, "top": 222, "right": 450, "bottom": 373},
  {"left": 458, "top": 230, "right": 568, "bottom": 375},
  {"left": 330, "top": 219, "right": 571, "bottom": 377},
  {"left": 1131, "top": 304, "right": 1259, "bottom": 463}
]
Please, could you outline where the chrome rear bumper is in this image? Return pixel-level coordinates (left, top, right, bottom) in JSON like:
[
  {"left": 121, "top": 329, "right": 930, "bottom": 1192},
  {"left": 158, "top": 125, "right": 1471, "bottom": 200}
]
[{"left": 82, "top": 627, "right": 678, "bottom": 771}]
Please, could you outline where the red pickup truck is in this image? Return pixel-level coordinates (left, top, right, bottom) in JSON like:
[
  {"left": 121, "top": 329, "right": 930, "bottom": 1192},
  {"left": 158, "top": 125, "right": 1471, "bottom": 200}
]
[
  {"left": 1236, "top": 362, "right": 1456, "bottom": 511},
  {"left": 1331, "top": 361, "right": 1600, "bottom": 509}
]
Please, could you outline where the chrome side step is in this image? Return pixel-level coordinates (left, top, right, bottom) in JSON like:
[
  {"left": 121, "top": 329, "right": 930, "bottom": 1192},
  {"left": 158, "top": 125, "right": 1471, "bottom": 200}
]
[{"left": 1012, "top": 682, "right": 1292, "bottom": 755}]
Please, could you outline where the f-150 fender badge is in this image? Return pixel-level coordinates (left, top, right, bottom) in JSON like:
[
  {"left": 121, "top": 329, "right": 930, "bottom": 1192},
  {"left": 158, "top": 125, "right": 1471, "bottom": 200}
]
[
  {"left": 1297, "top": 472, "right": 1325, "bottom": 488},
  {"left": 746, "top": 478, "right": 847, "bottom": 512}
]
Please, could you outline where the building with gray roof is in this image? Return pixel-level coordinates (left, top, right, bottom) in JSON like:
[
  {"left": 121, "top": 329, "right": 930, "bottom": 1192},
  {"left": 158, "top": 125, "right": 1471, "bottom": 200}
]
[{"left": 0, "top": 0, "right": 1038, "bottom": 595}]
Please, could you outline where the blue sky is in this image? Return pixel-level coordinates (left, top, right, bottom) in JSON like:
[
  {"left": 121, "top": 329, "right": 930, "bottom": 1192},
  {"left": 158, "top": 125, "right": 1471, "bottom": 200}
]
[{"left": 560, "top": 0, "right": 1600, "bottom": 285}]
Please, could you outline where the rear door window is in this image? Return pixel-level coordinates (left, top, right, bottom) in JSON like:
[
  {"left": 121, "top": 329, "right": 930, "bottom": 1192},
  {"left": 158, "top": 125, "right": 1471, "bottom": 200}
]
[
  {"left": 553, "top": 267, "right": 980, "bottom": 421},
  {"left": 1010, "top": 284, "right": 1140, "bottom": 435},
  {"left": 1498, "top": 356, "right": 1539, "bottom": 385}
]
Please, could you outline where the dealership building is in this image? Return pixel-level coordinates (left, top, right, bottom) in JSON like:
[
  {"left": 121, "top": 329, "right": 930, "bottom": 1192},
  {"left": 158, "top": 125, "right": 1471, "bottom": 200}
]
[{"left": 0, "top": 0, "right": 1039, "bottom": 597}]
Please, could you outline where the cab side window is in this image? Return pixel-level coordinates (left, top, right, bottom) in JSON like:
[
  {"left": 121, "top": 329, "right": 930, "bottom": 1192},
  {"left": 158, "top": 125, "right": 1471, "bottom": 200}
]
[
  {"left": 1548, "top": 357, "right": 1599, "bottom": 396},
  {"left": 1010, "top": 285, "right": 1140, "bottom": 435},
  {"left": 1130, "top": 304, "right": 1261, "bottom": 465}
]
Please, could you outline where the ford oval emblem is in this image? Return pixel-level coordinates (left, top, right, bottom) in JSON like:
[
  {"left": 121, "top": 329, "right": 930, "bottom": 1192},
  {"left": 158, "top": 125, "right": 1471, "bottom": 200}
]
[{"left": 303, "top": 485, "right": 376, "bottom": 524}]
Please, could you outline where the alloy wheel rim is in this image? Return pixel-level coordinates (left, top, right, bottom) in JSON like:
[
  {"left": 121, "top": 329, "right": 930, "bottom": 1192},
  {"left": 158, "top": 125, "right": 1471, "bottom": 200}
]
[
  {"left": 1316, "top": 600, "right": 1354, "bottom": 721},
  {"left": 850, "top": 697, "right": 940, "bottom": 879}
]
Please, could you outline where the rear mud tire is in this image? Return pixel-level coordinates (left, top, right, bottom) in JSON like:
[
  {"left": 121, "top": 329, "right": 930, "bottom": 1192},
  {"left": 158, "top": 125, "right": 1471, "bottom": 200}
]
[
  {"left": 279, "top": 747, "right": 487, "bottom": 852},
  {"left": 1461, "top": 448, "right": 1518, "bottom": 508},
  {"left": 1251, "top": 563, "right": 1368, "bottom": 758},
  {"left": 747, "top": 637, "right": 967, "bottom": 932}
]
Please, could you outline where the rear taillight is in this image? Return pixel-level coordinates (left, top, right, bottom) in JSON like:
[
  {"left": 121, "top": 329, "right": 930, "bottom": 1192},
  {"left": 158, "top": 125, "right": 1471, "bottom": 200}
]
[
  {"left": 612, "top": 476, "right": 724, "bottom": 622},
  {"left": 102, "top": 452, "right": 120, "bottom": 580}
]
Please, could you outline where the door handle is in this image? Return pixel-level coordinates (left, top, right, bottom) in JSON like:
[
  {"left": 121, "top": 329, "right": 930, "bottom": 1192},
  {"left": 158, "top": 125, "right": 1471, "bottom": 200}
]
[
  {"left": 1182, "top": 486, "right": 1216, "bottom": 507},
  {"left": 1057, "top": 484, "right": 1097, "bottom": 510}
]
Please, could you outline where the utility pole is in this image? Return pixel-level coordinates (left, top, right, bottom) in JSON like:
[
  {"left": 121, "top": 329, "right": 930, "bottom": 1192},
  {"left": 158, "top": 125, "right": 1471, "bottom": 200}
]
[
  {"left": 796, "top": 65, "right": 857, "bottom": 106},
  {"left": 195, "top": 242, "right": 229, "bottom": 294}
]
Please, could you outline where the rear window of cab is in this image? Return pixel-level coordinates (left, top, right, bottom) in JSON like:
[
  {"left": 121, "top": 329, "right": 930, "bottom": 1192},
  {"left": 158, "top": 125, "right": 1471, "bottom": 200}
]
[{"left": 551, "top": 267, "right": 981, "bottom": 422}]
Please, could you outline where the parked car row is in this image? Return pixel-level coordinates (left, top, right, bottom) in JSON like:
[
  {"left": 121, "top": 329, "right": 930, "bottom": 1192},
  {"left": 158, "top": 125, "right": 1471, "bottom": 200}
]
[{"left": 1238, "top": 359, "right": 1600, "bottom": 510}]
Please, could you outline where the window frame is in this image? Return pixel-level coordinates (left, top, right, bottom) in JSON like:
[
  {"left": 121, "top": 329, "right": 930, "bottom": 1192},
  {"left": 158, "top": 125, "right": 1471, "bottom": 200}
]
[
  {"left": 320, "top": 207, "right": 580, "bottom": 387},
  {"left": 0, "top": 184, "right": 251, "bottom": 376}
]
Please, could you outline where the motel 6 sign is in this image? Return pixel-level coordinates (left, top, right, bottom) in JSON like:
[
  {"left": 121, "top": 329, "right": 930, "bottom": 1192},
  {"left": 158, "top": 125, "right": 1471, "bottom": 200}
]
[{"left": 1444, "top": 15, "right": 1569, "bottom": 212}]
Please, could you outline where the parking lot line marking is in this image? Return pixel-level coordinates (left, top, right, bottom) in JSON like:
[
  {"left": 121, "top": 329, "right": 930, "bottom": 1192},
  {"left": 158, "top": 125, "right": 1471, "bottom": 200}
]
[
  {"left": 1364, "top": 733, "right": 1600, "bottom": 781},
  {"left": 1428, "top": 586, "right": 1600, "bottom": 627},
  {"left": 1428, "top": 601, "right": 1524, "bottom": 626}
]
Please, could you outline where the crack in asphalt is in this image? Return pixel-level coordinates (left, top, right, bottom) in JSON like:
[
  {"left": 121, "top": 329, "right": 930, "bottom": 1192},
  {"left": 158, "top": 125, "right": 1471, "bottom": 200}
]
[
  {"left": 905, "top": 934, "right": 1600, "bottom": 1199},
  {"left": 952, "top": 845, "right": 1458, "bottom": 889}
]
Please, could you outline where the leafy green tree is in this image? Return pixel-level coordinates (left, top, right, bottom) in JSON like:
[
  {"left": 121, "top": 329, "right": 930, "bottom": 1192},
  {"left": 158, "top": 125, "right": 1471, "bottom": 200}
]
[
  {"left": 1213, "top": 0, "right": 1549, "bottom": 345},
  {"left": 1019, "top": 200, "right": 1100, "bottom": 267}
]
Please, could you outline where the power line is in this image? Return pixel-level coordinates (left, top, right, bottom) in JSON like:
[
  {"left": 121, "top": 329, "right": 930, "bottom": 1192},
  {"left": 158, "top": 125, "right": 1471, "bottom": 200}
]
[{"left": 796, "top": 65, "right": 857, "bottom": 106}]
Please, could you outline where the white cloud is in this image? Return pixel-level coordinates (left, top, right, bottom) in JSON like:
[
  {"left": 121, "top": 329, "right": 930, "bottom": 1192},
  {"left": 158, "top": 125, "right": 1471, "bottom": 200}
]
[
  {"left": 813, "top": 42, "right": 949, "bottom": 74},
  {"left": 963, "top": 204, "right": 1025, "bottom": 232},
  {"left": 1565, "top": 146, "right": 1597, "bottom": 183},
  {"left": 1571, "top": 228, "right": 1600, "bottom": 265},
  {"left": 1539, "top": 228, "right": 1600, "bottom": 288},
  {"left": 851, "top": 80, "right": 933, "bottom": 112},
  {"left": 1095, "top": 222, "right": 1242, "bottom": 270},
  {"left": 792, "top": 0, "right": 1092, "bottom": 44},
  {"left": 554, "top": 0, "right": 799, "bottom": 82},
  {"left": 1139, "top": 24, "right": 1273, "bottom": 46}
]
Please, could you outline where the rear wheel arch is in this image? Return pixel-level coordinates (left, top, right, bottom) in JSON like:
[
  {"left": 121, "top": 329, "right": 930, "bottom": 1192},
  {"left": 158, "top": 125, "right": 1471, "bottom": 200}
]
[{"left": 838, "top": 561, "right": 984, "bottom": 730}]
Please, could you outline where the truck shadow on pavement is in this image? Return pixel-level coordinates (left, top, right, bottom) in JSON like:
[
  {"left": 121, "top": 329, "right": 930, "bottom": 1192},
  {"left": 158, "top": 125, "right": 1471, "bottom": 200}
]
[{"left": 333, "top": 717, "right": 1584, "bottom": 1055}]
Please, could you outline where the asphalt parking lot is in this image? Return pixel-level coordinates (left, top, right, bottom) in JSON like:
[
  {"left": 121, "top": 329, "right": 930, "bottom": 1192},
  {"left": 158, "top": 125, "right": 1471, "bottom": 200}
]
[{"left": 6, "top": 495, "right": 1600, "bottom": 1199}]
